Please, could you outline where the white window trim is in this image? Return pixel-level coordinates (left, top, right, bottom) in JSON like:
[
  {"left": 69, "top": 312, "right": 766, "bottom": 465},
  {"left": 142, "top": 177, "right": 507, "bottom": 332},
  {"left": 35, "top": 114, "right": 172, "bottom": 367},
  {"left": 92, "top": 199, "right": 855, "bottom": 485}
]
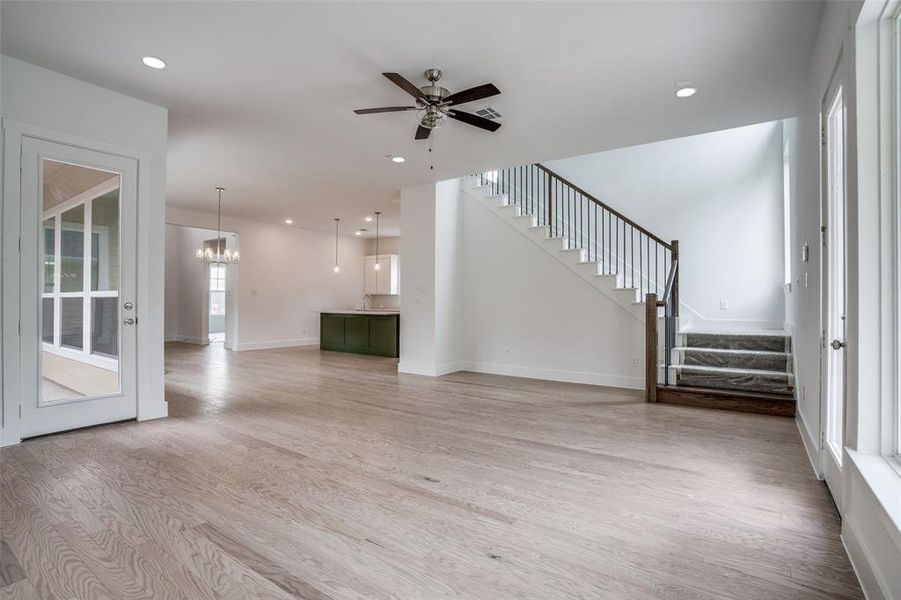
[{"left": 892, "top": 8, "right": 901, "bottom": 467}]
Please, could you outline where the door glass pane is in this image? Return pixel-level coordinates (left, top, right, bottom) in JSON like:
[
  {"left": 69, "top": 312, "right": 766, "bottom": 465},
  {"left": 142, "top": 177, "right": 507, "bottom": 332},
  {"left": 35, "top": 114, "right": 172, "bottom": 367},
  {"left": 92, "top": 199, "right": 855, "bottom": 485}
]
[
  {"left": 42, "top": 298, "right": 54, "bottom": 344},
  {"left": 91, "top": 191, "right": 119, "bottom": 291},
  {"left": 40, "top": 159, "right": 121, "bottom": 403},
  {"left": 91, "top": 297, "right": 118, "bottom": 359},
  {"left": 60, "top": 205, "right": 85, "bottom": 293},
  {"left": 60, "top": 297, "right": 84, "bottom": 350},
  {"left": 43, "top": 218, "right": 55, "bottom": 293}
]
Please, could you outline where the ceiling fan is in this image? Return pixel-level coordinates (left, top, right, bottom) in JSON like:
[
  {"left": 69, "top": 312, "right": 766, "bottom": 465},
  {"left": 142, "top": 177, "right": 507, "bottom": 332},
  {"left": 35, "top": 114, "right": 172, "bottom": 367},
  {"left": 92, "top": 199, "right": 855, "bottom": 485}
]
[{"left": 354, "top": 69, "right": 501, "bottom": 140}]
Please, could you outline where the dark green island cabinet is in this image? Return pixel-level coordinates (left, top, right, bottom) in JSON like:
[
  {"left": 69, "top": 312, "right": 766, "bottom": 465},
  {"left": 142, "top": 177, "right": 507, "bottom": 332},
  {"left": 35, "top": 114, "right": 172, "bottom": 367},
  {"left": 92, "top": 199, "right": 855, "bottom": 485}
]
[{"left": 320, "top": 312, "right": 399, "bottom": 358}]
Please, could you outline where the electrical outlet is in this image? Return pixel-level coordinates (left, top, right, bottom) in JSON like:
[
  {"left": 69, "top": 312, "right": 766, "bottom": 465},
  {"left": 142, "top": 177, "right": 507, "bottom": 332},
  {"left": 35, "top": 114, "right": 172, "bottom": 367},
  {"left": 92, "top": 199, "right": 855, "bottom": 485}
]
[
  {"left": 630, "top": 357, "right": 638, "bottom": 367},
  {"left": 719, "top": 299, "right": 729, "bottom": 310},
  {"left": 503, "top": 346, "right": 510, "bottom": 355}
]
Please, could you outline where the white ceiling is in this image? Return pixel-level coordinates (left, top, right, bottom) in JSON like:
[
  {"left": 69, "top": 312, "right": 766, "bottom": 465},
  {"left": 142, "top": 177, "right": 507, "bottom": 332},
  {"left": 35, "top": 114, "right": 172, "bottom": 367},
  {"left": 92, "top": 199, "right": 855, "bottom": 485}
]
[{"left": 1, "top": 1, "right": 823, "bottom": 237}]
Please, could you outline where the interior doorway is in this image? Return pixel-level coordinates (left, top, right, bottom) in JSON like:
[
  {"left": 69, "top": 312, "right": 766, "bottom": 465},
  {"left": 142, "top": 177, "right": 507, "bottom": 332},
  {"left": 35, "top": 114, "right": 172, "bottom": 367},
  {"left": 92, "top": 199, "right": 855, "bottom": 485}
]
[{"left": 164, "top": 224, "right": 238, "bottom": 348}]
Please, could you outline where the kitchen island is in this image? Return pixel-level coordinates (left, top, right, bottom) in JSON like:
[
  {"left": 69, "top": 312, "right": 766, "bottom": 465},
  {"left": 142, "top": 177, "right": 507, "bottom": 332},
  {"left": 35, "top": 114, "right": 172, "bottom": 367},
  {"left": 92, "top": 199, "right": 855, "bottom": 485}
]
[{"left": 319, "top": 310, "right": 399, "bottom": 358}]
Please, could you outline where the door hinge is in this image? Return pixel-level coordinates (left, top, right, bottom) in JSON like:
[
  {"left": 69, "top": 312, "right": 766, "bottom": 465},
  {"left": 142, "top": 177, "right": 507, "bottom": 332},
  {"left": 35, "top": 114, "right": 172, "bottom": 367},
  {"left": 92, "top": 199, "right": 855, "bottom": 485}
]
[
  {"left": 819, "top": 431, "right": 826, "bottom": 450},
  {"left": 820, "top": 225, "right": 827, "bottom": 247},
  {"left": 821, "top": 125, "right": 827, "bottom": 146}
]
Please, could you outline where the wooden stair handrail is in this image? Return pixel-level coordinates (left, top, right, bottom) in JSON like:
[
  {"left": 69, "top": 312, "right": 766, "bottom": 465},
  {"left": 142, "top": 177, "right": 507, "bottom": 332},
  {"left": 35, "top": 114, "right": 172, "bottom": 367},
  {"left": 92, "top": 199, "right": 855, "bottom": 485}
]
[{"left": 535, "top": 163, "right": 672, "bottom": 250}]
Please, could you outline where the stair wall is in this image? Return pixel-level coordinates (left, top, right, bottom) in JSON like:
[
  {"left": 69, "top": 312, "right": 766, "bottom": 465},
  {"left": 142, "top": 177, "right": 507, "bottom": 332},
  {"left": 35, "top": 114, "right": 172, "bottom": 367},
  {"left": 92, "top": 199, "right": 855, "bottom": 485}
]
[{"left": 459, "top": 183, "right": 645, "bottom": 389}]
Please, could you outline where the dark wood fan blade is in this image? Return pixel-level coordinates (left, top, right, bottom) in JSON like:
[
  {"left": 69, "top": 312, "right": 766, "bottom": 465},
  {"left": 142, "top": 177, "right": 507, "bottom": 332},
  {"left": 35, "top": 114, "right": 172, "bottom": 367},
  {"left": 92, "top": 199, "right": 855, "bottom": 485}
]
[
  {"left": 354, "top": 106, "right": 418, "bottom": 114},
  {"left": 444, "top": 83, "right": 501, "bottom": 106},
  {"left": 383, "top": 73, "right": 425, "bottom": 100},
  {"left": 414, "top": 125, "right": 431, "bottom": 140},
  {"left": 448, "top": 110, "right": 501, "bottom": 132}
]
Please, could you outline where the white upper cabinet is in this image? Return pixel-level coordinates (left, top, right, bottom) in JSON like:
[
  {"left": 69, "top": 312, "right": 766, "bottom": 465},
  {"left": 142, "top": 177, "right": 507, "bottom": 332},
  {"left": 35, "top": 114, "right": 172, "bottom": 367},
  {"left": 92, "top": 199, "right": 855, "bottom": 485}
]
[{"left": 364, "top": 254, "right": 399, "bottom": 295}]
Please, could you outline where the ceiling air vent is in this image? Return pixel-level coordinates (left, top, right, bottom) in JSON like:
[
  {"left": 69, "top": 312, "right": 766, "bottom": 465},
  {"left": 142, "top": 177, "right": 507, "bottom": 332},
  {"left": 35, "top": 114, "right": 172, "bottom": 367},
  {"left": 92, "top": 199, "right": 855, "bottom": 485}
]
[{"left": 474, "top": 107, "right": 502, "bottom": 120}]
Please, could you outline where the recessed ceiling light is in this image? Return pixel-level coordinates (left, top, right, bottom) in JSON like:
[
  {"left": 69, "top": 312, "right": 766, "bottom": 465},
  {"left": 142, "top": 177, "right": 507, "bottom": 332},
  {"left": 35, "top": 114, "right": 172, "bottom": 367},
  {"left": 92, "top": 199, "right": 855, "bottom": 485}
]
[
  {"left": 142, "top": 56, "right": 166, "bottom": 70},
  {"left": 284, "top": 219, "right": 293, "bottom": 224},
  {"left": 675, "top": 86, "right": 696, "bottom": 98},
  {"left": 355, "top": 231, "right": 362, "bottom": 236},
  {"left": 364, "top": 216, "right": 373, "bottom": 222},
  {"left": 391, "top": 156, "right": 406, "bottom": 163}
]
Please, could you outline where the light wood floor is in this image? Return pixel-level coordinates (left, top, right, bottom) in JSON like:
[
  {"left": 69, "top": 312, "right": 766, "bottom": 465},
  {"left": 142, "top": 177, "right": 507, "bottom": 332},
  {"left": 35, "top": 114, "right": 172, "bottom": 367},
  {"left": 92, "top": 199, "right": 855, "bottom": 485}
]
[{"left": 1, "top": 343, "right": 862, "bottom": 599}]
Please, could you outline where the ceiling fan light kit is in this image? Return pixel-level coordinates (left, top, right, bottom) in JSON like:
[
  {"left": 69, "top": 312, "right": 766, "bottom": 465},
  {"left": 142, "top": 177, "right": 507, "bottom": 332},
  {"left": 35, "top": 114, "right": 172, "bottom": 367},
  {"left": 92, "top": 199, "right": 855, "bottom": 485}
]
[{"left": 354, "top": 69, "right": 502, "bottom": 140}]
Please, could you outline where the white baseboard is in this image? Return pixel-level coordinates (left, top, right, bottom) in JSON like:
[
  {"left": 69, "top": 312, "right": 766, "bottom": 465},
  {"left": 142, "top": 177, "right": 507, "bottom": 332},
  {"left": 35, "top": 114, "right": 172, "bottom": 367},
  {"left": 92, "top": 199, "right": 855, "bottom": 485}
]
[
  {"left": 399, "top": 358, "right": 642, "bottom": 390},
  {"left": 165, "top": 335, "right": 209, "bottom": 345},
  {"left": 460, "top": 361, "right": 643, "bottom": 389},
  {"left": 397, "top": 361, "right": 461, "bottom": 376},
  {"left": 796, "top": 409, "right": 822, "bottom": 478},
  {"left": 233, "top": 337, "right": 319, "bottom": 351}
]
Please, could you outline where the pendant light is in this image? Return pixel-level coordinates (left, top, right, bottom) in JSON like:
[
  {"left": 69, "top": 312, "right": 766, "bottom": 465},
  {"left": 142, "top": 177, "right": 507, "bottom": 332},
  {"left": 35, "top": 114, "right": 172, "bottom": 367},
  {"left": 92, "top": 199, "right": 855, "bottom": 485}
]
[
  {"left": 373, "top": 211, "right": 381, "bottom": 271},
  {"left": 195, "top": 187, "right": 240, "bottom": 264},
  {"left": 333, "top": 218, "right": 341, "bottom": 273}
]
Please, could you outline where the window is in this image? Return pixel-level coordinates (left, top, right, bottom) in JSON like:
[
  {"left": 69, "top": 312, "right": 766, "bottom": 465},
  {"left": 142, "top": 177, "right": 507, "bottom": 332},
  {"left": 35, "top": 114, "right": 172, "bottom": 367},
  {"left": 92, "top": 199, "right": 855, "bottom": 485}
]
[
  {"left": 209, "top": 263, "right": 226, "bottom": 317},
  {"left": 42, "top": 171, "right": 120, "bottom": 371}
]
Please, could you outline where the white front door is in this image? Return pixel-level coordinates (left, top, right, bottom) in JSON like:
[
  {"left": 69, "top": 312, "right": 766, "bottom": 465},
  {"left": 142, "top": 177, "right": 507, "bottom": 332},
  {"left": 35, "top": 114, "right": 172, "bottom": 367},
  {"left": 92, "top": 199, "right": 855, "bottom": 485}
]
[
  {"left": 20, "top": 137, "right": 138, "bottom": 438},
  {"left": 820, "top": 73, "right": 847, "bottom": 509}
]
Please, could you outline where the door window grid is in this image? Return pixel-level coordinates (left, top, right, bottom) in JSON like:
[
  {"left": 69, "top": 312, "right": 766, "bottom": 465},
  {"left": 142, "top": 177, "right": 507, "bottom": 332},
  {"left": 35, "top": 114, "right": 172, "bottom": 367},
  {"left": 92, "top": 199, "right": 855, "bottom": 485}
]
[{"left": 41, "top": 173, "right": 120, "bottom": 371}]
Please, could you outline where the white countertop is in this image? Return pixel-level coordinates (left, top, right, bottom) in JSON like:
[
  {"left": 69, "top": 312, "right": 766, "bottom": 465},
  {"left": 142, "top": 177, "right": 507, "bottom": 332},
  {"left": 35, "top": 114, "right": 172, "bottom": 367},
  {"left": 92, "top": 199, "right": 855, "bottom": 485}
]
[{"left": 317, "top": 309, "right": 400, "bottom": 315}]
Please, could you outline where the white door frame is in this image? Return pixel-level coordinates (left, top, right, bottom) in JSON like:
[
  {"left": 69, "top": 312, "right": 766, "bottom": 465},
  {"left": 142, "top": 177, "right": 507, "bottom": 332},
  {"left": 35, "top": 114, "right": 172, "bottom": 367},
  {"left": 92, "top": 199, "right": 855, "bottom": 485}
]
[
  {"left": 819, "top": 52, "right": 849, "bottom": 511},
  {"left": 1, "top": 120, "right": 166, "bottom": 446},
  {"left": 20, "top": 137, "right": 138, "bottom": 438}
]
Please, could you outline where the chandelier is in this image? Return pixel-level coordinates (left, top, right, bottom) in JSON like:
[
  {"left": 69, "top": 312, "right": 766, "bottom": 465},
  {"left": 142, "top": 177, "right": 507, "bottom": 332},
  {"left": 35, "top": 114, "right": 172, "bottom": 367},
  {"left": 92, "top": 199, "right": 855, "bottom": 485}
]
[{"left": 195, "top": 187, "right": 240, "bottom": 264}]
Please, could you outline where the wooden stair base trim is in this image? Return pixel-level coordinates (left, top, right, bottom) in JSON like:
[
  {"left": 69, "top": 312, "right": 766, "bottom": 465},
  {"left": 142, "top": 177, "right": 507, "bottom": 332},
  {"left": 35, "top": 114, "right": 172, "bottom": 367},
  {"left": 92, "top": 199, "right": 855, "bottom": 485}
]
[{"left": 656, "top": 386, "right": 795, "bottom": 417}]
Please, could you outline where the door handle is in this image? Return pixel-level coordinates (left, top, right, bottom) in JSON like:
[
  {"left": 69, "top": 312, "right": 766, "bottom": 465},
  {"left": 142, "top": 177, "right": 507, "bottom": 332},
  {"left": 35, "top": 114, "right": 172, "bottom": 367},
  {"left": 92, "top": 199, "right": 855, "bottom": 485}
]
[
  {"left": 123, "top": 318, "right": 136, "bottom": 326},
  {"left": 831, "top": 339, "right": 845, "bottom": 350},
  {"left": 123, "top": 301, "right": 134, "bottom": 310}
]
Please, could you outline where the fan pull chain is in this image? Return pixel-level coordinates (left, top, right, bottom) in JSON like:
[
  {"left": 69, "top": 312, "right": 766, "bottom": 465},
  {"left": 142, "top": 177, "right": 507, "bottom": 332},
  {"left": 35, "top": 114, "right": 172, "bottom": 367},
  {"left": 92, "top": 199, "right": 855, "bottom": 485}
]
[{"left": 429, "top": 134, "right": 434, "bottom": 171}]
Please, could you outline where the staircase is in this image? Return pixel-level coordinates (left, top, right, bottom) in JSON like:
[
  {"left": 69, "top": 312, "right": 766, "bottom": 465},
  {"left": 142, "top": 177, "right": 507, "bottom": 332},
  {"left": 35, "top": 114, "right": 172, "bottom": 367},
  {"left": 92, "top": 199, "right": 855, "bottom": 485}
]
[{"left": 466, "top": 164, "right": 796, "bottom": 417}]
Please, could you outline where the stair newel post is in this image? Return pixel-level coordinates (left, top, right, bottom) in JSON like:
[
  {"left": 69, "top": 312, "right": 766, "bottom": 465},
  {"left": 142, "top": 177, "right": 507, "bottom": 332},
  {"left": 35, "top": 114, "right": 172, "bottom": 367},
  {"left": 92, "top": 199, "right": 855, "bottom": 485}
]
[
  {"left": 670, "top": 240, "right": 680, "bottom": 318},
  {"left": 646, "top": 293, "right": 658, "bottom": 402}
]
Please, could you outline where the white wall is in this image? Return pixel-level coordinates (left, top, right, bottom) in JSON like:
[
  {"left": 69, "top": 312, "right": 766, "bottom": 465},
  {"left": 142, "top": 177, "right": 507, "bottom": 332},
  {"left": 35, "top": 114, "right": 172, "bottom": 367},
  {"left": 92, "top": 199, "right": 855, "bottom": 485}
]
[
  {"left": 788, "top": 1, "right": 861, "bottom": 457},
  {"left": 435, "top": 180, "right": 464, "bottom": 369},
  {"left": 545, "top": 120, "right": 786, "bottom": 326},
  {"left": 399, "top": 180, "right": 644, "bottom": 388},
  {"left": 167, "top": 208, "right": 366, "bottom": 351},
  {"left": 787, "top": 3, "right": 901, "bottom": 598},
  {"left": 399, "top": 184, "right": 438, "bottom": 373},
  {"left": 1, "top": 55, "right": 168, "bottom": 445},
  {"left": 460, "top": 189, "right": 645, "bottom": 388}
]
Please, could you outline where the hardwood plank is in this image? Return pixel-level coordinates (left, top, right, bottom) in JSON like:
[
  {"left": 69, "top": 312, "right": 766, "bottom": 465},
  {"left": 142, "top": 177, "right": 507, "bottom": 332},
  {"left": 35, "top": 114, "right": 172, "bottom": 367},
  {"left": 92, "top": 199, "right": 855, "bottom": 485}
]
[
  {"left": 0, "top": 343, "right": 861, "bottom": 599},
  {"left": 0, "top": 541, "right": 26, "bottom": 587}
]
